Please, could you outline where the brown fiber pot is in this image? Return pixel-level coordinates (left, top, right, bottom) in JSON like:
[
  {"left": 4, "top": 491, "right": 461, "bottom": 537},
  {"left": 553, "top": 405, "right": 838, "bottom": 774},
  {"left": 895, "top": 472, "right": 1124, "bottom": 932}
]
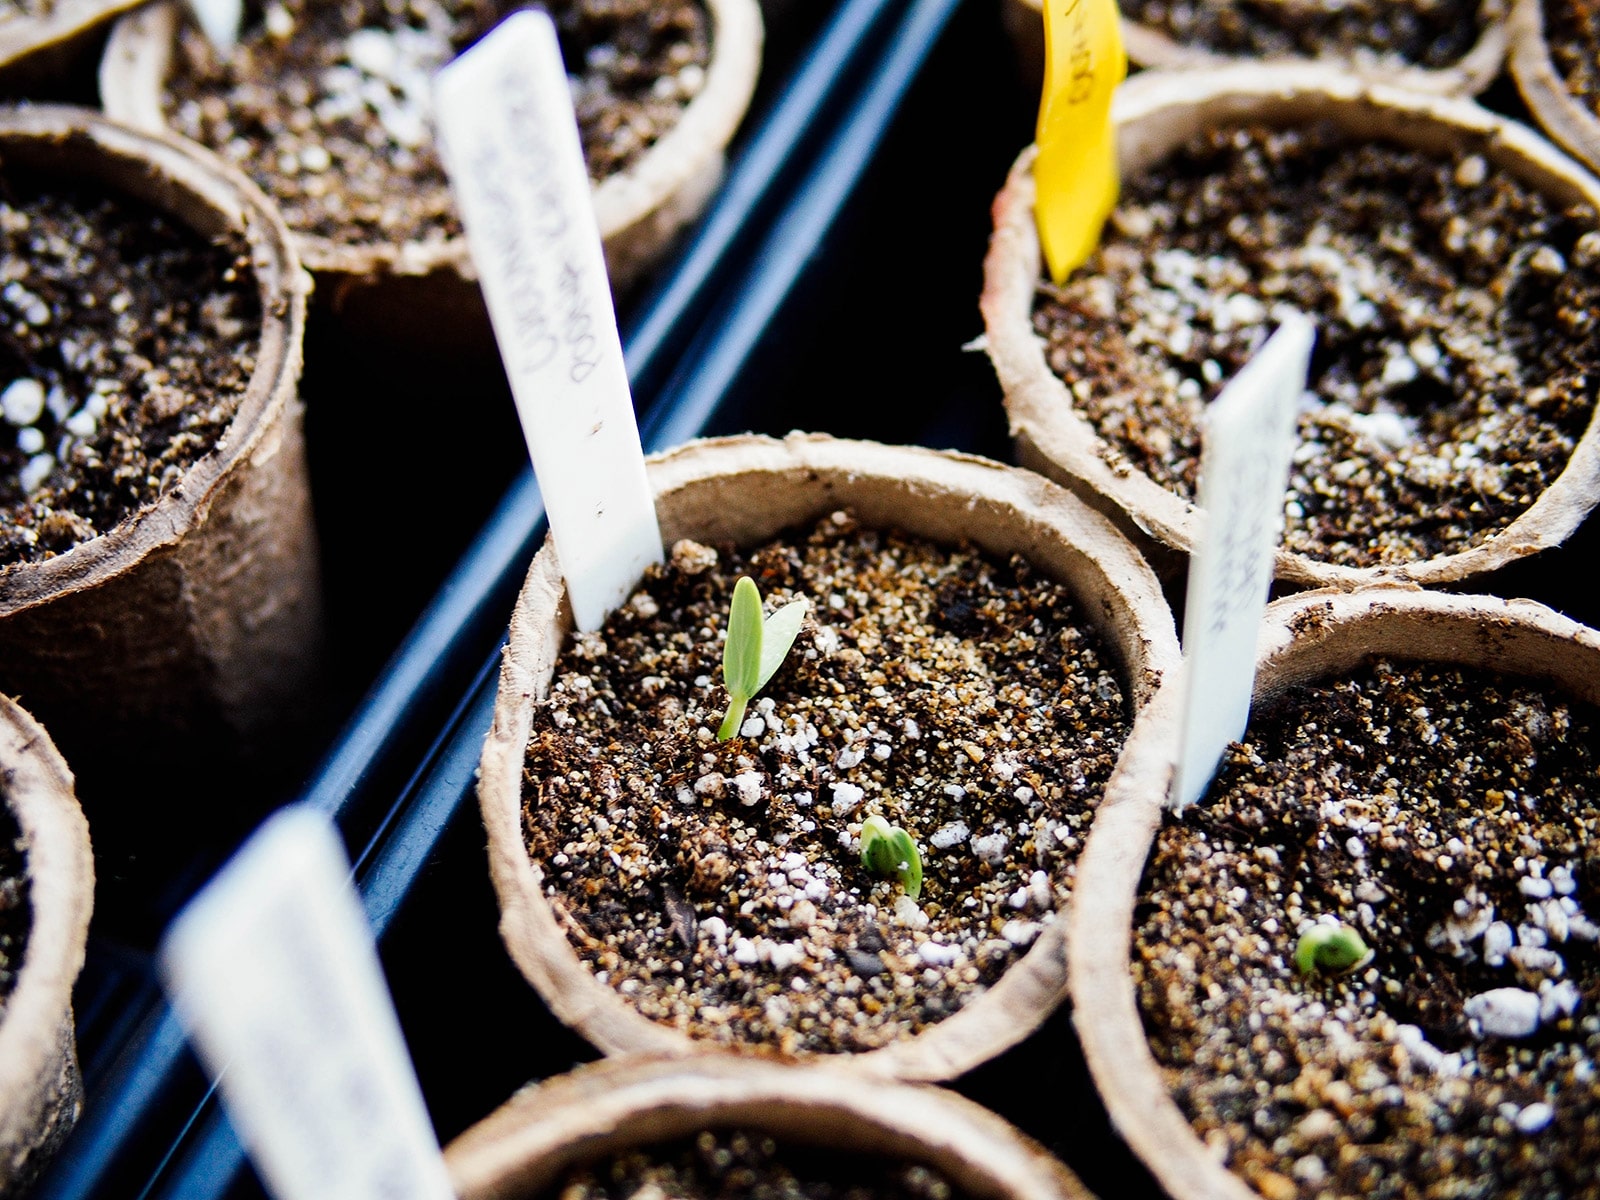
[
  {"left": 981, "top": 63, "right": 1600, "bottom": 592},
  {"left": 99, "top": 0, "right": 762, "bottom": 338},
  {"left": 1001, "top": 0, "right": 1505, "bottom": 96},
  {"left": 1509, "top": 0, "right": 1600, "bottom": 177},
  {"left": 0, "top": 696, "right": 94, "bottom": 1196},
  {"left": 1066, "top": 587, "right": 1600, "bottom": 1200},
  {"left": 0, "top": 105, "right": 318, "bottom": 772},
  {"left": 445, "top": 1056, "right": 1095, "bottom": 1200},
  {"left": 477, "top": 433, "right": 1180, "bottom": 1081}
]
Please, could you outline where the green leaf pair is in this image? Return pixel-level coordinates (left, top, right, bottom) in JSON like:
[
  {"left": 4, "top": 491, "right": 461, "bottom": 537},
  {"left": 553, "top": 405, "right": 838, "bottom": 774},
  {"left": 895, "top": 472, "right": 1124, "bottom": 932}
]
[
  {"left": 1293, "top": 921, "right": 1373, "bottom": 976},
  {"left": 860, "top": 815, "right": 922, "bottom": 900},
  {"left": 718, "top": 576, "right": 807, "bottom": 741}
]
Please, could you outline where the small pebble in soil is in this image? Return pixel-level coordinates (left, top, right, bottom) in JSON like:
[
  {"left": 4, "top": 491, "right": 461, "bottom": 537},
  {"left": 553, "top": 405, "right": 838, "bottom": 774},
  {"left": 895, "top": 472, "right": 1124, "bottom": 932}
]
[{"left": 523, "top": 512, "right": 1132, "bottom": 1056}]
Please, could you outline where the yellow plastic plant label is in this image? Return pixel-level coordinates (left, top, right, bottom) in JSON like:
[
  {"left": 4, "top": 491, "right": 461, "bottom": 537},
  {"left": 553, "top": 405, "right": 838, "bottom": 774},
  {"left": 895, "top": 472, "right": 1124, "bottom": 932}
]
[{"left": 1034, "top": 0, "right": 1127, "bottom": 281}]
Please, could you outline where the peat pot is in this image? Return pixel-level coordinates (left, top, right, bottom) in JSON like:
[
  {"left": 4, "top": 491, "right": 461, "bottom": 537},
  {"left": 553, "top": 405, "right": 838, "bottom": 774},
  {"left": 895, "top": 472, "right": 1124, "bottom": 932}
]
[
  {"left": 0, "top": 696, "right": 93, "bottom": 1196},
  {"left": 477, "top": 433, "right": 1180, "bottom": 1081},
  {"left": 445, "top": 1056, "right": 1094, "bottom": 1200},
  {"left": 1070, "top": 587, "right": 1600, "bottom": 1200},
  {"left": 982, "top": 64, "right": 1600, "bottom": 592},
  {"left": 0, "top": 104, "right": 318, "bottom": 775},
  {"left": 99, "top": 0, "right": 763, "bottom": 343}
]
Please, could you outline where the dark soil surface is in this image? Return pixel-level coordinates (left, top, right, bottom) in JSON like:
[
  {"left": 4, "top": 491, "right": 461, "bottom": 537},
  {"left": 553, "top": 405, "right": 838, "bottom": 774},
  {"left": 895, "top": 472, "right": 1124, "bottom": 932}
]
[
  {"left": 1032, "top": 122, "right": 1600, "bottom": 569},
  {"left": 1134, "top": 658, "right": 1600, "bottom": 1200},
  {"left": 522, "top": 512, "right": 1132, "bottom": 1057},
  {"left": 1120, "top": 0, "right": 1489, "bottom": 71},
  {"left": 0, "top": 793, "right": 31, "bottom": 1014},
  {"left": 0, "top": 178, "right": 259, "bottom": 567},
  {"left": 547, "top": 1128, "right": 967, "bottom": 1200},
  {"left": 163, "top": 0, "right": 711, "bottom": 249}
]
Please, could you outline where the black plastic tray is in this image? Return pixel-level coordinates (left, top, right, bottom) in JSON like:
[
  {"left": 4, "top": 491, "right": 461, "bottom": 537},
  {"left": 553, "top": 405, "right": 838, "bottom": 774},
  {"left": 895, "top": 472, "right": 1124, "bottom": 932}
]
[{"left": 38, "top": 4, "right": 1600, "bottom": 1199}]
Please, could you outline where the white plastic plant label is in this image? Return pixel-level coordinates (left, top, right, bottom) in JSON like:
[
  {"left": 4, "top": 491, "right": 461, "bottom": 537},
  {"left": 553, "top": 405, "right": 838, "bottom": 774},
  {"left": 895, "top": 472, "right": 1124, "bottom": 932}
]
[
  {"left": 160, "top": 807, "right": 454, "bottom": 1200},
  {"left": 184, "top": 0, "right": 242, "bottom": 56},
  {"left": 1169, "top": 313, "right": 1315, "bottom": 813},
  {"left": 433, "top": 10, "right": 662, "bottom": 632}
]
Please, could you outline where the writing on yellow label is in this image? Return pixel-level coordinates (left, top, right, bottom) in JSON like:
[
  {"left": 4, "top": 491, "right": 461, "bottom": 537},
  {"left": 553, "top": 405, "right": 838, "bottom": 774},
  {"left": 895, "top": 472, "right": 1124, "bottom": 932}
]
[{"left": 1034, "top": 0, "right": 1126, "bottom": 282}]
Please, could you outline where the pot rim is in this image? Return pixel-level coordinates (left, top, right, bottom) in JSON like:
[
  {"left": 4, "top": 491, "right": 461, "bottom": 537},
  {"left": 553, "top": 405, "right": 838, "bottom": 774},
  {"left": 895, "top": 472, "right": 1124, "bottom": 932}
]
[
  {"left": 981, "top": 61, "right": 1600, "bottom": 591},
  {"left": 444, "top": 1054, "right": 1095, "bottom": 1200},
  {"left": 476, "top": 432, "right": 1182, "bottom": 1082},
  {"left": 0, "top": 0, "right": 145, "bottom": 71},
  {"left": 98, "top": 0, "right": 763, "bottom": 280},
  {"left": 1004, "top": 0, "right": 1506, "bottom": 95},
  {"left": 0, "top": 695, "right": 94, "bottom": 1166},
  {"left": 0, "top": 103, "right": 306, "bottom": 618},
  {"left": 1065, "top": 586, "right": 1600, "bottom": 1200},
  {"left": 1509, "top": 0, "right": 1600, "bottom": 175}
]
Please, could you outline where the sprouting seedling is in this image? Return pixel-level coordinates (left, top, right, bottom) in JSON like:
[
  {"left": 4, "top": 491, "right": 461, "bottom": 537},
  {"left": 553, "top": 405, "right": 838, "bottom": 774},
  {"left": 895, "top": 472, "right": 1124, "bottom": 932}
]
[
  {"left": 860, "top": 815, "right": 922, "bottom": 900},
  {"left": 1294, "top": 921, "right": 1373, "bottom": 976},
  {"left": 718, "top": 575, "right": 807, "bottom": 741}
]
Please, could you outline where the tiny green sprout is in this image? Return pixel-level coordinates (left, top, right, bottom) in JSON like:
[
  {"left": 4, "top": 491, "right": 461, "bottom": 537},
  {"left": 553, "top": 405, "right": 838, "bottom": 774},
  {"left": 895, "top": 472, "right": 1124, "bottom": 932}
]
[
  {"left": 718, "top": 576, "right": 807, "bottom": 741},
  {"left": 1294, "top": 921, "right": 1374, "bottom": 976},
  {"left": 859, "top": 814, "right": 923, "bottom": 900}
]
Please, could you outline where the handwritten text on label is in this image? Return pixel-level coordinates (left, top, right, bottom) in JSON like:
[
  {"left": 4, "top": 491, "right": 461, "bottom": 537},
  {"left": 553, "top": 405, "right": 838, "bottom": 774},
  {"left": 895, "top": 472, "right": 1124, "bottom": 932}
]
[
  {"left": 434, "top": 11, "right": 662, "bottom": 632},
  {"left": 1170, "top": 314, "right": 1314, "bottom": 813}
]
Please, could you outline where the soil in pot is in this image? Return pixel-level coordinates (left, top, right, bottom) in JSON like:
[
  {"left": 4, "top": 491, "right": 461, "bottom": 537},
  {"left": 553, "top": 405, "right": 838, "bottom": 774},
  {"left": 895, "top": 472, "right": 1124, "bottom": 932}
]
[
  {"left": 1119, "top": 0, "right": 1493, "bottom": 72},
  {"left": 523, "top": 510, "right": 1132, "bottom": 1057},
  {"left": 1538, "top": 0, "right": 1600, "bottom": 119},
  {"left": 545, "top": 1128, "right": 969, "bottom": 1200},
  {"left": 0, "top": 795, "right": 26, "bottom": 1014},
  {"left": 162, "top": 0, "right": 710, "bottom": 252},
  {"left": 0, "top": 173, "right": 258, "bottom": 563},
  {"left": 1030, "top": 120, "right": 1600, "bottom": 569},
  {"left": 1133, "top": 657, "right": 1600, "bottom": 1198}
]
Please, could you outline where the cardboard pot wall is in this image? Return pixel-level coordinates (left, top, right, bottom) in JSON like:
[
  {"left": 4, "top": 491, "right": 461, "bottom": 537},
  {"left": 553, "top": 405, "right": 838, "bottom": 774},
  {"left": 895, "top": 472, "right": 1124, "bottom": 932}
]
[
  {"left": 0, "top": 696, "right": 94, "bottom": 1196},
  {"left": 0, "top": 106, "right": 319, "bottom": 776},
  {"left": 445, "top": 1056, "right": 1095, "bottom": 1200},
  {"left": 0, "top": 0, "right": 144, "bottom": 86},
  {"left": 477, "top": 433, "right": 1180, "bottom": 1081},
  {"left": 1510, "top": 0, "right": 1600, "bottom": 178},
  {"left": 982, "top": 64, "right": 1600, "bottom": 592},
  {"left": 1068, "top": 588, "right": 1600, "bottom": 1200}
]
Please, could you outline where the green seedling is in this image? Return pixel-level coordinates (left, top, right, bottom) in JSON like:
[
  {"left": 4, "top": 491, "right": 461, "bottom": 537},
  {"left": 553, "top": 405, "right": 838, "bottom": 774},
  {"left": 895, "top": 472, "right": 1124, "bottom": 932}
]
[
  {"left": 860, "top": 814, "right": 923, "bottom": 900},
  {"left": 718, "top": 576, "right": 807, "bottom": 741},
  {"left": 1294, "top": 921, "right": 1373, "bottom": 976}
]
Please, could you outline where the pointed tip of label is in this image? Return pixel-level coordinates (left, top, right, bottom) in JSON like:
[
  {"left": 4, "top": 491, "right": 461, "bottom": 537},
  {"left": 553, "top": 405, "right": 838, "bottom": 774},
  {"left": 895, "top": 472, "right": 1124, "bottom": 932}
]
[
  {"left": 1172, "top": 315, "right": 1313, "bottom": 820},
  {"left": 185, "top": 0, "right": 242, "bottom": 55},
  {"left": 1166, "top": 768, "right": 1201, "bottom": 815},
  {"left": 1273, "top": 309, "right": 1317, "bottom": 357}
]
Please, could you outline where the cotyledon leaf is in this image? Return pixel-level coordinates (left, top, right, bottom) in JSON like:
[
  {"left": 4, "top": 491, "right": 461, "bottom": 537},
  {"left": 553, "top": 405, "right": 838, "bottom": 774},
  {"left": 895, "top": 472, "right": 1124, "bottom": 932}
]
[{"left": 756, "top": 598, "right": 808, "bottom": 692}]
